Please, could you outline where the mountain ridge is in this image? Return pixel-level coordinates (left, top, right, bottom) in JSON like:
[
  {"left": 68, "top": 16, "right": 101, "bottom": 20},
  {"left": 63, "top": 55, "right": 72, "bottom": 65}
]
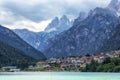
[
  {"left": 0, "top": 40, "right": 36, "bottom": 68},
  {"left": 0, "top": 25, "right": 46, "bottom": 60},
  {"left": 43, "top": 2, "right": 120, "bottom": 58},
  {"left": 14, "top": 15, "right": 73, "bottom": 52}
]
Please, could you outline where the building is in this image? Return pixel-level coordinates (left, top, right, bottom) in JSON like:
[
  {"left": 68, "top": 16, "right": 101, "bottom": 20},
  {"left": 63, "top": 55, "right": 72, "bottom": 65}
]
[
  {"left": 2, "top": 66, "right": 20, "bottom": 72},
  {"left": 36, "top": 61, "right": 50, "bottom": 68}
]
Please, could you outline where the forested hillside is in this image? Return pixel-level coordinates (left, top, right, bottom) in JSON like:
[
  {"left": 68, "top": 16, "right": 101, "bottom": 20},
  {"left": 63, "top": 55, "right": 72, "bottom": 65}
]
[{"left": 0, "top": 40, "right": 36, "bottom": 69}]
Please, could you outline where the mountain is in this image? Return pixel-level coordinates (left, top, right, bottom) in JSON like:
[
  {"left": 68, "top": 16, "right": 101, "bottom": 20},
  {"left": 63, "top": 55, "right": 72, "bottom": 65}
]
[
  {"left": 14, "top": 0, "right": 120, "bottom": 59},
  {"left": 14, "top": 15, "right": 73, "bottom": 52},
  {"left": 13, "top": 29, "right": 40, "bottom": 49},
  {"left": 73, "top": 12, "right": 87, "bottom": 26},
  {"left": 45, "top": 15, "right": 73, "bottom": 33},
  {"left": 44, "top": 17, "right": 59, "bottom": 32},
  {"left": 99, "top": 23, "right": 120, "bottom": 52},
  {"left": 14, "top": 29, "right": 57, "bottom": 51},
  {"left": 44, "top": 1, "right": 120, "bottom": 58},
  {"left": 43, "top": 0, "right": 120, "bottom": 58},
  {"left": 0, "top": 25, "right": 46, "bottom": 60},
  {"left": 108, "top": 0, "right": 120, "bottom": 16},
  {"left": 0, "top": 40, "right": 36, "bottom": 68}
]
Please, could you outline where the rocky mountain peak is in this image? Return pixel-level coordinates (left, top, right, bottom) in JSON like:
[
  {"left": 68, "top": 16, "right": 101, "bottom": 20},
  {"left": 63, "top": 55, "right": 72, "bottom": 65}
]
[
  {"left": 78, "top": 12, "right": 86, "bottom": 18},
  {"left": 73, "top": 12, "right": 87, "bottom": 26},
  {"left": 108, "top": 0, "right": 120, "bottom": 16},
  {"left": 44, "top": 17, "right": 59, "bottom": 32},
  {"left": 60, "top": 15, "right": 69, "bottom": 22},
  {"left": 108, "top": 0, "right": 119, "bottom": 8},
  {"left": 53, "top": 17, "right": 59, "bottom": 23},
  {"left": 45, "top": 15, "right": 72, "bottom": 32}
]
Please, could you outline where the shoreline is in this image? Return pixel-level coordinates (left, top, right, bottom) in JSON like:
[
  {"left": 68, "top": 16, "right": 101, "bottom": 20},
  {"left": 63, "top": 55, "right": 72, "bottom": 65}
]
[{"left": 0, "top": 72, "right": 120, "bottom": 75}]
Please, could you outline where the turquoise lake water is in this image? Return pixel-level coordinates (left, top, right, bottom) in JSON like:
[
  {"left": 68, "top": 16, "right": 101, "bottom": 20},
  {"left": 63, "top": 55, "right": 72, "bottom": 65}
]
[{"left": 0, "top": 72, "right": 120, "bottom": 80}]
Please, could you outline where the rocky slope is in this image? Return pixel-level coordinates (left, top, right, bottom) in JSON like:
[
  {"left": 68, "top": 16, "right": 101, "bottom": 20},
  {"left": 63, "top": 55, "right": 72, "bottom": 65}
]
[
  {"left": 44, "top": 0, "right": 120, "bottom": 58},
  {"left": 99, "top": 23, "right": 120, "bottom": 52}
]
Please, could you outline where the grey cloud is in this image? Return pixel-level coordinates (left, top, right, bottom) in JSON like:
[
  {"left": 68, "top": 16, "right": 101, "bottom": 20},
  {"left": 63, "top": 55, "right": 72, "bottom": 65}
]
[
  {"left": 0, "top": 0, "right": 111, "bottom": 32},
  {"left": 1, "top": 0, "right": 111, "bottom": 22},
  {"left": 0, "top": 7, "right": 24, "bottom": 25}
]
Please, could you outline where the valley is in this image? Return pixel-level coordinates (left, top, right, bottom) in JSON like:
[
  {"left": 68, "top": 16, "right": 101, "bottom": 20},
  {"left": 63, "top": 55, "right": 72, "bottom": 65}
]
[{"left": 0, "top": 0, "right": 120, "bottom": 72}]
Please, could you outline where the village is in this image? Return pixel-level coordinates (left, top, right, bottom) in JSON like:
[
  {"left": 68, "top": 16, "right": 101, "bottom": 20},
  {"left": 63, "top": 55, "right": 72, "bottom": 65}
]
[
  {"left": 0, "top": 50, "right": 120, "bottom": 72},
  {"left": 28, "top": 50, "right": 120, "bottom": 71}
]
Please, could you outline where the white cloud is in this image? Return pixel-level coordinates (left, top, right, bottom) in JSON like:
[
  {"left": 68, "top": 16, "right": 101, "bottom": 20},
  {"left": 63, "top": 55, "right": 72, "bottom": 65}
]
[
  {"left": 4, "top": 19, "right": 51, "bottom": 32},
  {"left": 0, "top": 0, "right": 112, "bottom": 32},
  {"left": 0, "top": 8, "right": 51, "bottom": 32},
  {"left": 1, "top": 0, "right": 111, "bottom": 21}
]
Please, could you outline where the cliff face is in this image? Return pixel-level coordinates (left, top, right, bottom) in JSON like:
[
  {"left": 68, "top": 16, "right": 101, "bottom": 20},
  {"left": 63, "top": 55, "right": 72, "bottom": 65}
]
[{"left": 44, "top": 7, "right": 119, "bottom": 58}]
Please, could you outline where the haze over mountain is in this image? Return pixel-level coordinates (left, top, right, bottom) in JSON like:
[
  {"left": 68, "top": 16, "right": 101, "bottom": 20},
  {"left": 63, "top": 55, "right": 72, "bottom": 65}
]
[{"left": 0, "top": 25, "right": 46, "bottom": 60}]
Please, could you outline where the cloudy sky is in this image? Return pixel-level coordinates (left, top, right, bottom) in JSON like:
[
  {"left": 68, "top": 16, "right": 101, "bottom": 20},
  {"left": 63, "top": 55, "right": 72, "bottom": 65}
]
[{"left": 0, "top": 0, "right": 111, "bottom": 32}]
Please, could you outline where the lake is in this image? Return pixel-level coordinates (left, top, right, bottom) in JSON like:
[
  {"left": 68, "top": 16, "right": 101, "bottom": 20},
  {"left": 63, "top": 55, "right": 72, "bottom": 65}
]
[{"left": 0, "top": 72, "right": 120, "bottom": 80}]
